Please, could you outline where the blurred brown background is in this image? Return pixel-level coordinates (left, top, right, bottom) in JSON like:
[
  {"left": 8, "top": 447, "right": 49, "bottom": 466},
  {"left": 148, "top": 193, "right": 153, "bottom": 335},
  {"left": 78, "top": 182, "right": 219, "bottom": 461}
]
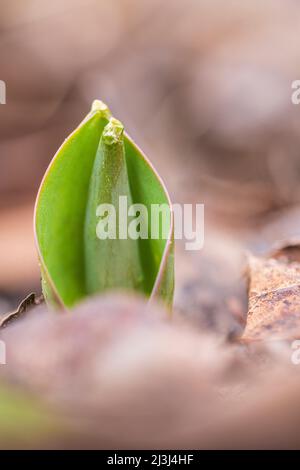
[{"left": 1, "top": 0, "right": 300, "bottom": 317}]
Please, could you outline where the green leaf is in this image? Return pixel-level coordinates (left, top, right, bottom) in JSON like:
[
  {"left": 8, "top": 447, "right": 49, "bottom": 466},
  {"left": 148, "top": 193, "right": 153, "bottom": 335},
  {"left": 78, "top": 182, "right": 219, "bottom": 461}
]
[{"left": 34, "top": 100, "right": 174, "bottom": 309}]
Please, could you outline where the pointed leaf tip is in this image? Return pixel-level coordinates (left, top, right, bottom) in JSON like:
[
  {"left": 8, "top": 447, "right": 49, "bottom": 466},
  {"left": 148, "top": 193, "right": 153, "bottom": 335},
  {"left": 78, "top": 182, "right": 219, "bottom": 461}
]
[{"left": 91, "top": 99, "right": 111, "bottom": 119}]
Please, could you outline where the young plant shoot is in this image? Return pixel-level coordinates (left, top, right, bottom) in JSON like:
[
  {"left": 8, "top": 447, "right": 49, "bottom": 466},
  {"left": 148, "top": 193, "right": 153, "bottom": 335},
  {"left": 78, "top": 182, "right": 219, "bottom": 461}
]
[{"left": 34, "top": 101, "right": 174, "bottom": 309}]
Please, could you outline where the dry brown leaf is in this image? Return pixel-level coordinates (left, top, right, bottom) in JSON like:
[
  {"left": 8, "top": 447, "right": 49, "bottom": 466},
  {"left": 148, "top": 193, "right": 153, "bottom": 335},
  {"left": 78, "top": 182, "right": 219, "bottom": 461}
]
[
  {"left": 242, "top": 244, "right": 300, "bottom": 342},
  {"left": 0, "top": 292, "right": 43, "bottom": 329}
]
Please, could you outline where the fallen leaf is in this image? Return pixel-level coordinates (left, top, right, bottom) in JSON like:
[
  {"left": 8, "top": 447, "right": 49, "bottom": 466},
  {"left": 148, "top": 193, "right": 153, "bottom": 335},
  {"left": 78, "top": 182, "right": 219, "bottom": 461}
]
[
  {"left": 241, "top": 244, "right": 300, "bottom": 341},
  {"left": 0, "top": 293, "right": 43, "bottom": 329}
]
